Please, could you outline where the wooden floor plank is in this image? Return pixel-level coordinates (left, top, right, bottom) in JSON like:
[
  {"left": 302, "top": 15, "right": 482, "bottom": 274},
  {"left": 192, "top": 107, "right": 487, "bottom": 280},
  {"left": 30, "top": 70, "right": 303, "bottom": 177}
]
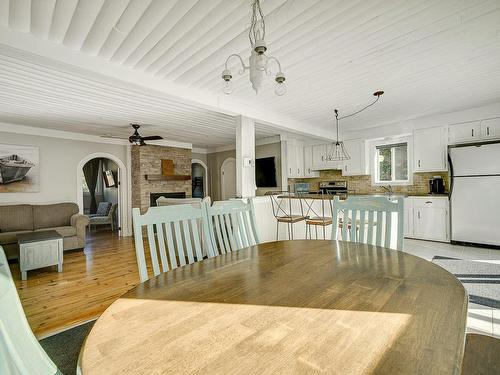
[{"left": 9, "top": 231, "right": 143, "bottom": 338}]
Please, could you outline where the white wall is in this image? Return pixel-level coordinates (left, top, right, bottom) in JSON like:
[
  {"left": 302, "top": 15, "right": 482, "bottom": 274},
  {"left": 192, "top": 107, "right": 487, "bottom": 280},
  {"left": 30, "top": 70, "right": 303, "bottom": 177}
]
[{"left": 0, "top": 131, "right": 128, "bottom": 205}]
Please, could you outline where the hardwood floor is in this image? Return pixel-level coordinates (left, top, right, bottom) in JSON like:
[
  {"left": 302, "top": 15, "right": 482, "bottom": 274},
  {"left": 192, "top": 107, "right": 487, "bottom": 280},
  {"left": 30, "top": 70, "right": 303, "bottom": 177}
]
[{"left": 9, "top": 231, "right": 142, "bottom": 338}]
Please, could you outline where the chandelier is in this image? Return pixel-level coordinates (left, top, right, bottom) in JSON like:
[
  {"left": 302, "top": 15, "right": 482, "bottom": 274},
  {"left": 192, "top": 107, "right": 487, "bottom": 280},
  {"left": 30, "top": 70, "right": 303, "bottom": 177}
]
[
  {"left": 221, "top": 0, "right": 286, "bottom": 96},
  {"left": 326, "top": 91, "right": 384, "bottom": 161}
]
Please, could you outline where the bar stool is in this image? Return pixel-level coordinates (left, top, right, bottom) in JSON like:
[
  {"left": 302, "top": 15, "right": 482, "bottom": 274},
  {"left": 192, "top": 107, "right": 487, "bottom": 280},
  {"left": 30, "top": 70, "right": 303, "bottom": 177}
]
[
  {"left": 267, "top": 191, "right": 308, "bottom": 240},
  {"left": 304, "top": 193, "right": 333, "bottom": 239}
]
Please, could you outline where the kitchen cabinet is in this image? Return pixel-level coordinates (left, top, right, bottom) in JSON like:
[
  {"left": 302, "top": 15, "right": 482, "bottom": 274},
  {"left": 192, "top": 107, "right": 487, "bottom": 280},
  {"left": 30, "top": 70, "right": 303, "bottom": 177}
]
[
  {"left": 311, "top": 144, "right": 341, "bottom": 170},
  {"left": 404, "top": 197, "right": 414, "bottom": 238},
  {"left": 481, "top": 118, "right": 500, "bottom": 139},
  {"left": 286, "top": 139, "right": 304, "bottom": 178},
  {"left": 312, "top": 144, "right": 326, "bottom": 168},
  {"left": 448, "top": 121, "right": 481, "bottom": 144},
  {"left": 413, "top": 127, "right": 448, "bottom": 172},
  {"left": 303, "top": 146, "right": 320, "bottom": 178},
  {"left": 341, "top": 139, "right": 368, "bottom": 176},
  {"left": 412, "top": 197, "right": 449, "bottom": 242}
]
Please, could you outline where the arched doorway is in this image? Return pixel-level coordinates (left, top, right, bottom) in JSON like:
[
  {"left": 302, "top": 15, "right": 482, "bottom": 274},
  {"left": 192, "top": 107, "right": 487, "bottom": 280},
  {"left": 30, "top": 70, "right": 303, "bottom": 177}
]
[
  {"left": 77, "top": 153, "right": 129, "bottom": 237},
  {"left": 221, "top": 157, "right": 236, "bottom": 200},
  {"left": 191, "top": 159, "right": 208, "bottom": 198}
]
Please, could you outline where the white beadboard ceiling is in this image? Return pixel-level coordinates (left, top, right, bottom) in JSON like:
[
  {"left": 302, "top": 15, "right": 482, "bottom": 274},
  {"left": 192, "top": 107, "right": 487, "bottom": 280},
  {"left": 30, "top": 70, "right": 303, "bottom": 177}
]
[{"left": 1, "top": 0, "right": 500, "bottom": 147}]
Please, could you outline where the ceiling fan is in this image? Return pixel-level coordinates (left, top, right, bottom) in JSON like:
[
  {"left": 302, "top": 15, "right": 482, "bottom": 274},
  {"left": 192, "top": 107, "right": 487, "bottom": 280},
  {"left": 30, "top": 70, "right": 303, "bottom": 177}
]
[{"left": 100, "top": 123, "right": 164, "bottom": 145}]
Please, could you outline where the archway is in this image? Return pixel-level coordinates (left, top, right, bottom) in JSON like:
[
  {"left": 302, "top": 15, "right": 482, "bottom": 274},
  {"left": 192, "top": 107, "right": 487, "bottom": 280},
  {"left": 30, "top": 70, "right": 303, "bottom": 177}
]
[
  {"left": 77, "top": 153, "right": 129, "bottom": 237},
  {"left": 191, "top": 159, "right": 208, "bottom": 198}
]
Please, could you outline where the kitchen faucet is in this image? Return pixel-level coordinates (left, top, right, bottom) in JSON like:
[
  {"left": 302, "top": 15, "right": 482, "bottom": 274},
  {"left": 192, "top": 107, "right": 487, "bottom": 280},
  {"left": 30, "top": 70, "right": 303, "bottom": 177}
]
[{"left": 382, "top": 185, "right": 394, "bottom": 195}]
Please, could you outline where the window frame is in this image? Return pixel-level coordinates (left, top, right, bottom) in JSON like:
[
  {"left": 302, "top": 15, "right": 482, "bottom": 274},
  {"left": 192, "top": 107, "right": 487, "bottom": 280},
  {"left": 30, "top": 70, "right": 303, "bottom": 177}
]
[{"left": 370, "top": 136, "right": 413, "bottom": 186}]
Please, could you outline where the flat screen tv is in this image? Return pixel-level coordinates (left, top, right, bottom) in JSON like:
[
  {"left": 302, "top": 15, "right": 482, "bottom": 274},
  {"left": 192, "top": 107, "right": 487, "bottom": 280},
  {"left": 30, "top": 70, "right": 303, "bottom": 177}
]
[{"left": 255, "top": 157, "right": 277, "bottom": 188}]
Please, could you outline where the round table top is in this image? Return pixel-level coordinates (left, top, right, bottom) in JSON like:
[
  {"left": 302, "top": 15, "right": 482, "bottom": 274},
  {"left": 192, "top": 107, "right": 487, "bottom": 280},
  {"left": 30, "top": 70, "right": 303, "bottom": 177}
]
[{"left": 81, "top": 240, "right": 468, "bottom": 375}]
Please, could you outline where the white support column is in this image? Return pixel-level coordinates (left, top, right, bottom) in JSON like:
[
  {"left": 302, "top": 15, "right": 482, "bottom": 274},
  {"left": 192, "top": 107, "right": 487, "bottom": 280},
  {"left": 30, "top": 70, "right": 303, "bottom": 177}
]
[{"left": 236, "top": 116, "right": 256, "bottom": 198}]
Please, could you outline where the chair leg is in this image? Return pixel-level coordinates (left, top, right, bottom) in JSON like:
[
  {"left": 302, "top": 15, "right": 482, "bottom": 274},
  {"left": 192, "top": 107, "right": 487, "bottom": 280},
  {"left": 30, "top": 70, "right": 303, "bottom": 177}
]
[
  {"left": 290, "top": 223, "right": 294, "bottom": 240},
  {"left": 276, "top": 221, "right": 279, "bottom": 241},
  {"left": 287, "top": 223, "right": 291, "bottom": 240},
  {"left": 315, "top": 225, "right": 318, "bottom": 240},
  {"left": 323, "top": 225, "right": 326, "bottom": 240}
]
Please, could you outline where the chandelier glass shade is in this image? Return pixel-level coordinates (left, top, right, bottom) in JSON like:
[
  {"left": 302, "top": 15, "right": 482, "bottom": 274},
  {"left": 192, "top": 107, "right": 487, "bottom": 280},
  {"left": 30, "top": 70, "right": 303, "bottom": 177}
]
[
  {"left": 221, "top": 0, "right": 286, "bottom": 96},
  {"left": 326, "top": 91, "right": 384, "bottom": 162}
]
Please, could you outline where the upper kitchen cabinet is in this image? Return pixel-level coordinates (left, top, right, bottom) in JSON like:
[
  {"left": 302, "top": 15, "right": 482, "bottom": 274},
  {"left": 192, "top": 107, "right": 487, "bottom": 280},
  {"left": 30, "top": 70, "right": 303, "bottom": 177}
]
[
  {"left": 481, "top": 118, "right": 500, "bottom": 139},
  {"left": 286, "top": 139, "right": 304, "bottom": 178},
  {"left": 341, "top": 139, "right": 368, "bottom": 176},
  {"left": 312, "top": 144, "right": 327, "bottom": 169},
  {"left": 448, "top": 121, "right": 481, "bottom": 144},
  {"left": 311, "top": 144, "right": 341, "bottom": 170},
  {"left": 303, "top": 146, "right": 320, "bottom": 178},
  {"left": 413, "top": 127, "right": 448, "bottom": 172}
]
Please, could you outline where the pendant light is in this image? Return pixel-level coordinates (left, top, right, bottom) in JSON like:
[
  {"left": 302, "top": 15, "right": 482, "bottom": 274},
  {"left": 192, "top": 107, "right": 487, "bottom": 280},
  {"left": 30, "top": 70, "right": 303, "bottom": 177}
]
[
  {"left": 221, "top": 0, "right": 286, "bottom": 96},
  {"left": 326, "top": 91, "right": 384, "bottom": 162}
]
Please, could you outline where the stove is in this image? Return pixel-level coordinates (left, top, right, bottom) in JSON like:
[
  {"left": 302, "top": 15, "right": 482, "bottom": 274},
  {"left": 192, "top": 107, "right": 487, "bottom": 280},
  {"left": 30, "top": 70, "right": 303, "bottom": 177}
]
[{"left": 319, "top": 181, "right": 348, "bottom": 198}]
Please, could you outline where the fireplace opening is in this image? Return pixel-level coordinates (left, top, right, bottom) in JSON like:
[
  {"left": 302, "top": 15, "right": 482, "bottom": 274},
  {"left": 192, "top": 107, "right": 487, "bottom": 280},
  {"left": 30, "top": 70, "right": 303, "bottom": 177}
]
[{"left": 150, "top": 192, "right": 186, "bottom": 207}]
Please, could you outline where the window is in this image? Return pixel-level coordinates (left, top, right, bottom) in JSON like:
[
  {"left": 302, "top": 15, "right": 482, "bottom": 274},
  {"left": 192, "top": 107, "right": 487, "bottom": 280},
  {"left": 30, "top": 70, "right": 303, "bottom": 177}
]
[{"left": 374, "top": 142, "right": 410, "bottom": 184}]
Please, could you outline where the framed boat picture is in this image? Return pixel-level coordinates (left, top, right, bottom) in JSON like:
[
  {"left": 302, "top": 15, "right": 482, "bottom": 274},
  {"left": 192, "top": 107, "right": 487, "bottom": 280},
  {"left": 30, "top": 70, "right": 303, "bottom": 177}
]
[{"left": 0, "top": 144, "right": 40, "bottom": 193}]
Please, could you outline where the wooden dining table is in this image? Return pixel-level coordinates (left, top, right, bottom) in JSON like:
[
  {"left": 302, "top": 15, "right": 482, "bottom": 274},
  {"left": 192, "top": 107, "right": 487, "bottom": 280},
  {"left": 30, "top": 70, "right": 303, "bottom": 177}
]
[{"left": 81, "top": 240, "right": 468, "bottom": 374}]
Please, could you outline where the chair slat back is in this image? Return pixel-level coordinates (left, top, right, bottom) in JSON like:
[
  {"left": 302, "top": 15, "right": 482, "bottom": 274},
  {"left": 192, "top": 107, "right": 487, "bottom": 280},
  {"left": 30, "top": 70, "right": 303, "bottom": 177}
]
[
  {"left": 207, "top": 199, "right": 261, "bottom": 254},
  {"left": 331, "top": 196, "right": 404, "bottom": 250},
  {"left": 132, "top": 203, "right": 215, "bottom": 282},
  {"left": 0, "top": 246, "right": 59, "bottom": 375}
]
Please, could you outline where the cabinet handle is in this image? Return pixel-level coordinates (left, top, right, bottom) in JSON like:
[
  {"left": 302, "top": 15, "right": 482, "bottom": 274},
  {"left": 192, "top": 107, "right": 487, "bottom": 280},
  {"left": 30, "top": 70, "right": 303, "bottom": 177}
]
[
  {"left": 321, "top": 156, "right": 324, "bottom": 161},
  {"left": 487, "top": 126, "right": 490, "bottom": 136},
  {"left": 472, "top": 128, "right": 474, "bottom": 137},
  {"left": 445, "top": 210, "right": 448, "bottom": 240},
  {"left": 418, "top": 160, "right": 421, "bottom": 168},
  {"left": 425, "top": 201, "right": 432, "bottom": 204},
  {"left": 417, "top": 211, "right": 421, "bottom": 219},
  {"left": 289, "top": 168, "right": 292, "bottom": 174},
  {"left": 308, "top": 168, "right": 310, "bottom": 174},
  {"left": 297, "top": 168, "right": 300, "bottom": 174},
  {"left": 345, "top": 165, "right": 348, "bottom": 172}
]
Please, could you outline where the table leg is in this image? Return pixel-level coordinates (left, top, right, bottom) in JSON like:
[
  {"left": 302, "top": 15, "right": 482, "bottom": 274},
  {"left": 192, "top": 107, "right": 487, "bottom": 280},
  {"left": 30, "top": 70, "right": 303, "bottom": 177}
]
[
  {"left": 21, "top": 271, "right": 27, "bottom": 281},
  {"left": 58, "top": 263, "right": 63, "bottom": 273}
]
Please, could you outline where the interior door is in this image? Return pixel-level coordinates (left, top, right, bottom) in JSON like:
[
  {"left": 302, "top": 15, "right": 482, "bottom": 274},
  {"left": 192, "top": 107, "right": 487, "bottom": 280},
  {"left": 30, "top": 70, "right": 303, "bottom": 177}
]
[{"left": 221, "top": 158, "right": 236, "bottom": 200}]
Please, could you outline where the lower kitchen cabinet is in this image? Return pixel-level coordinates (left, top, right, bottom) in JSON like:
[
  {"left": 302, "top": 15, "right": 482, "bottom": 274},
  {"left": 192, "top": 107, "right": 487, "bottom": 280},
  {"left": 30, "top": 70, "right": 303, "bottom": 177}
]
[{"left": 405, "top": 197, "right": 449, "bottom": 242}]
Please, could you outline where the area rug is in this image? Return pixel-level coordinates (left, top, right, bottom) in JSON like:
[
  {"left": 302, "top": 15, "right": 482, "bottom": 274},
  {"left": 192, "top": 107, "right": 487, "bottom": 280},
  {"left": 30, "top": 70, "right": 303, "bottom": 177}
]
[
  {"left": 39, "top": 320, "right": 95, "bottom": 375},
  {"left": 432, "top": 256, "right": 500, "bottom": 308}
]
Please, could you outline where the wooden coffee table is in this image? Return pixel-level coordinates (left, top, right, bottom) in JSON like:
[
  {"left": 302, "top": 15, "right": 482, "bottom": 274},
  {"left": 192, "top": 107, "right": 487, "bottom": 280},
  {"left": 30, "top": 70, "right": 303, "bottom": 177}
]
[{"left": 17, "top": 230, "right": 63, "bottom": 280}]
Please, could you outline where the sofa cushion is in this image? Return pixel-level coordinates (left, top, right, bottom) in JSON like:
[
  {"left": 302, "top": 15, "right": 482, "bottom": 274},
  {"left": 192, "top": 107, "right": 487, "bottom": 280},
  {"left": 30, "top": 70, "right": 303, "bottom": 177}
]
[
  {"left": 33, "top": 203, "right": 79, "bottom": 230},
  {"left": 0, "top": 204, "right": 33, "bottom": 232},
  {"left": 95, "top": 202, "right": 112, "bottom": 216},
  {"left": 35, "top": 226, "right": 77, "bottom": 238},
  {"left": 0, "top": 230, "right": 33, "bottom": 245}
]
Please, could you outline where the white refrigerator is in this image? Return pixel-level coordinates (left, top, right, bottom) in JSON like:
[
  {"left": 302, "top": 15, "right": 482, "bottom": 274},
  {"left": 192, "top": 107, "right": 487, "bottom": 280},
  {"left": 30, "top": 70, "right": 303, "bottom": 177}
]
[{"left": 449, "top": 142, "right": 500, "bottom": 246}]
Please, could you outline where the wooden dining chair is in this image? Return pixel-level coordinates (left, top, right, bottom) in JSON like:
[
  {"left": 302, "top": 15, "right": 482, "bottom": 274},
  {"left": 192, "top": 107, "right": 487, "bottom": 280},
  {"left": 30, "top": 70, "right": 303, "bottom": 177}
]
[
  {"left": 206, "top": 199, "right": 261, "bottom": 254},
  {"left": 331, "top": 196, "right": 404, "bottom": 250},
  {"left": 461, "top": 333, "right": 500, "bottom": 375},
  {"left": 132, "top": 203, "right": 216, "bottom": 282},
  {"left": 0, "top": 246, "right": 61, "bottom": 375}
]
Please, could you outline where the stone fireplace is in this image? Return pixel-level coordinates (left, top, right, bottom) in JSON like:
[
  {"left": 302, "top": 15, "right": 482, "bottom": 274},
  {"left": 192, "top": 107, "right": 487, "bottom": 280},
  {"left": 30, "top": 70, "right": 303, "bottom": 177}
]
[
  {"left": 150, "top": 192, "right": 186, "bottom": 207},
  {"left": 131, "top": 145, "right": 192, "bottom": 213}
]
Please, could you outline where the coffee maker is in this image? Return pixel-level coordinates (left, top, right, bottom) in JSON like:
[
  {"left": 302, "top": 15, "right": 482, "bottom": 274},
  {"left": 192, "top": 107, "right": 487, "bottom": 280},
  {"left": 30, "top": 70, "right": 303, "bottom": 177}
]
[{"left": 429, "top": 176, "right": 445, "bottom": 194}]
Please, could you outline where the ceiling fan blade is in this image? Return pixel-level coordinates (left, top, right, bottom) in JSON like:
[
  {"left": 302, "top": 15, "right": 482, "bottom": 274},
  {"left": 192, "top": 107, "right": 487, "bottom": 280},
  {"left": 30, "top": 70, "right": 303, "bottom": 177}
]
[
  {"left": 141, "top": 135, "right": 163, "bottom": 141},
  {"left": 100, "top": 134, "right": 128, "bottom": 139}
]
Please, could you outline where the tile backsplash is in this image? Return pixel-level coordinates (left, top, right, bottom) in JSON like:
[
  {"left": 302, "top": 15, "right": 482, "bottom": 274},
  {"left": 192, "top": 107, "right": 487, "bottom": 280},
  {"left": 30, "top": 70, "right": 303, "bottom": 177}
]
[{"left": 290, "top": 170, "right": 449, "bottom": 195}]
